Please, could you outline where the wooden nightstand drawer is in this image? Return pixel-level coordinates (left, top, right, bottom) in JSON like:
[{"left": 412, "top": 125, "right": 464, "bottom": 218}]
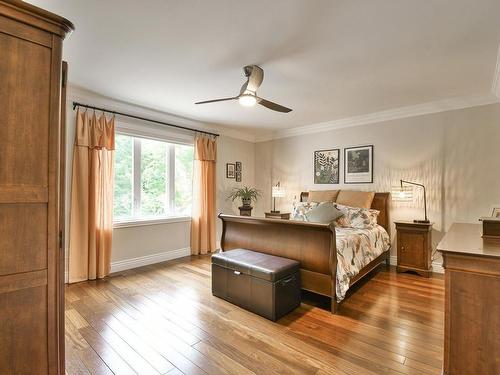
[{"left": 395, "top": 221, "right": 433, "bottom": 277}]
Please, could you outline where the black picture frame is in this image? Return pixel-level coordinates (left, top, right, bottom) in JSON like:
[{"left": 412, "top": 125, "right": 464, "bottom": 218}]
[
  {"left": 314, "top": 149, "right": 340, "bottom": 184},
  {"left": 344, "top": 145, "right": 374, "bottom": 184},
  {"left": 235, "top": 161, "right": 242, "bottom": 172},
  {"left": 235, "top": 171, "right": 242, "bottom": 182},
  {"left": 226, "top": 163, "right": 235, "bottom": 178}
]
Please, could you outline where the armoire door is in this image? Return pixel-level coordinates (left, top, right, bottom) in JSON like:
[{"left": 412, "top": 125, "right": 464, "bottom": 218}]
[{"left": 0, "top": 1, "right": 73, "bottom": 374}]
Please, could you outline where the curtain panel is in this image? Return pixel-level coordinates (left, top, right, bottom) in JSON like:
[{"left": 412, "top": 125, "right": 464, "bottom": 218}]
[
  {"left": 191, "top": 134, "right": 217, "bottom": 255},
  {"left": 68, "top": 110, "right": 115, "bottom": 283}
]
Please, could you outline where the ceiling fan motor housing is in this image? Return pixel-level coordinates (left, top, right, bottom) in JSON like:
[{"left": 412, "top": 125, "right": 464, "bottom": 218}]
[{"left": 243, "top": 65, "right": 254, "bottom": 77}]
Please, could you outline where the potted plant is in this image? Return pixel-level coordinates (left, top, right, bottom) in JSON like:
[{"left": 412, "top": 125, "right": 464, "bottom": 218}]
[{"left": 227, "top": 186, "right": 261, "bottom": 207}]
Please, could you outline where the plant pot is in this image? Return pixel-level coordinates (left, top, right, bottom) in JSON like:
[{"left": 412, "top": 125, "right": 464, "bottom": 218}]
[{"left": 241, "top": 198, "right": 252, "bottom": 207}]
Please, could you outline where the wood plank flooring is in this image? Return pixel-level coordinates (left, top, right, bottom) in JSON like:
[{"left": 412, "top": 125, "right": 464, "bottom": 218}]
[{"left": 65, "top": 255, "right": 444, "bottom": 374}]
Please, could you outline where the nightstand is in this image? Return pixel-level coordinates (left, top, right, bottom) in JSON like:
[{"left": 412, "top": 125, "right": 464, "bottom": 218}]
[
  {"left": 238, "top": 206, "right": 253, "bottom": 216},
  {"left": 395, "top": 221, "right": 433, "bottom": 277},
  {"left": 265, "top": 212, "right": 290, "bottom": 220}
]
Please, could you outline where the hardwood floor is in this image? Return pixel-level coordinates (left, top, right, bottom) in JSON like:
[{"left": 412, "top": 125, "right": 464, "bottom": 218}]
[{"left": 65, "top": 255, "right": 444, "bottom": 374}]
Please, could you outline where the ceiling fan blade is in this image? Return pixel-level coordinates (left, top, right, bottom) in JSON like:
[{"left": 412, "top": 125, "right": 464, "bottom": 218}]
[
  {"left": 239, "top": 81, "right": 249, "bottom": 95},
  {"left": 243, "top": 65, "right": 264, "bottom": 92},
  {"left": 257, "top": 97, "right": 292, "bottom": 113},
  {"left": 195, "top": 97, "right": 238, "bottom": 105}
]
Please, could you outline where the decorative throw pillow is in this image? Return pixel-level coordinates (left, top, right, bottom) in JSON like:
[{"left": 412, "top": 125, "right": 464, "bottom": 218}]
[
  {"left": 307, "top": 190, "right": 340, "bottom": 203},
  {"left": 304, "top": 202, "right": 344, "bottom": 224},
  {"left": 334, "top": 203, "right": 379, "bottom": 229},
  {"left": 336, "top": 190, "right": 375, "bottom": 209},
  {"left": 291, "top": 201, "right": 319, "bottom": 221}
]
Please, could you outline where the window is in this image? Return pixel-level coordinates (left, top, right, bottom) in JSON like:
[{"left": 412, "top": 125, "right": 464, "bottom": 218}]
[{"left": 113, "top": 133, "right": 193, "bottom": 223}]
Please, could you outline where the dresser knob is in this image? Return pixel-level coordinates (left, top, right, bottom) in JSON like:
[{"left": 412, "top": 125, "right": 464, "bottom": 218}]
[{"left": 401, "top": 246, "right": 405, "bottom": 252}]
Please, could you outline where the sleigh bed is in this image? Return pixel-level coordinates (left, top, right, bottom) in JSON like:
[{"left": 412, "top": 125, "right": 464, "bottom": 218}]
[{"left": 218, "top": 191, "right": 391, "bottom": 313}]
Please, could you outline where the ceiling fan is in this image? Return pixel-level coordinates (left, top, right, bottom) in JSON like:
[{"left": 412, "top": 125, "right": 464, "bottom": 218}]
[{"left": 195, "top": 65, "right": 292, "bottom": 113}]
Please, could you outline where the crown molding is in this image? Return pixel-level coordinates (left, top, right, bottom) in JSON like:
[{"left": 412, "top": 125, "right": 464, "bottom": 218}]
[
  {"left": 255, "top": 93, "right": 500, "bottom": 142},
  {"left": 67, "top": 85, "right": 500, "bottom": 145},
  {"left": 67, "top": 84, "right": 257, "bottom": 143},
  {"left": 493, "top": 44, "right": 500, "bottom": 98}
]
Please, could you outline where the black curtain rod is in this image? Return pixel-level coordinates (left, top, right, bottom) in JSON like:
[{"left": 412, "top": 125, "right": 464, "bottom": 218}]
[{"left": 72, "top": 101, "right": 219, "bottom": 137}]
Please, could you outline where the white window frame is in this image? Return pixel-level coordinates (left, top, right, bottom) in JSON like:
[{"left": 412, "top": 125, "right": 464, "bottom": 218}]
[{"left": 113, "top": 119, "right": 194, "bottom": 228}]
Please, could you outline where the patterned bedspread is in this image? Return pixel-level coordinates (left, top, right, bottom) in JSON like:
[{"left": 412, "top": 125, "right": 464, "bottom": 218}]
[{"left": 335, "top": 225, "right": 390, "bottom": 302}]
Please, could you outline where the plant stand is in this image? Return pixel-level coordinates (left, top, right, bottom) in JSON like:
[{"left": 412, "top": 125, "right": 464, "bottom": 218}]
[{"left": 238, "top": 206, "right": 253, "bottom": 216}]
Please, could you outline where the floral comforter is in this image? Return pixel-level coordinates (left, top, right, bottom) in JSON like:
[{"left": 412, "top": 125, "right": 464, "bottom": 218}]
[{"left": 335, "top": 224, "right": 390, "bottom": 302}]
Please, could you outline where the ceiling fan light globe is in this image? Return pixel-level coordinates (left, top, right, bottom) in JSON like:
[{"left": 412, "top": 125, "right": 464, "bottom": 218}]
[{"left": 239, "top": 94, "right": 257, "bottom": 107}]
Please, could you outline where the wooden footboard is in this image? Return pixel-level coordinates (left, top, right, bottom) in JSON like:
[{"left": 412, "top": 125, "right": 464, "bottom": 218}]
[{"left": 218, "top": 214, "right": 338, "bottom": 309}]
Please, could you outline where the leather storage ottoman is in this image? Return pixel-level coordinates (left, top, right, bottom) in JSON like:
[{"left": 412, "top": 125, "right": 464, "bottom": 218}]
[{"left": 211, "top": 249, "right": 301, "bottom": 321}]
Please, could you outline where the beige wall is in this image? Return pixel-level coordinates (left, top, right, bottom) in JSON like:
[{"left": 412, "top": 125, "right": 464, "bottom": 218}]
[
  {"left": 254, "top": 103, "right": 500, "bottom": 260},
  {"left": 216, "top": 136, "right": 256, "bottom": 242}
]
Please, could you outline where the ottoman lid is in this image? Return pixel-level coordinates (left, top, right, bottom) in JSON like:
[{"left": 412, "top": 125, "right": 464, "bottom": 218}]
[{"left": 212, "top": 249, "right": 300, "bottom": 282}]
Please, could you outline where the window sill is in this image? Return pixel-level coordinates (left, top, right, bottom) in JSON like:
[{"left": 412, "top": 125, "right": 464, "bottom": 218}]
[{"left": 113, "top": 216, "right": 191, "bottom": 229}]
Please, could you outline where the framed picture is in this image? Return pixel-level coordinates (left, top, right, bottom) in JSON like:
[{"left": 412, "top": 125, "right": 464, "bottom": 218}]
[
  {"left": 492, "top": 206, "right": 500, "bottom": 218},
  {"left": 226, "top": 163, "right": 235, "bottom": 178},
  {"left": 344, "top": 145, "right": 373, "bottom": 184},
  {"left": 314, "top": 149, "right": 340, "bottom": 184},
  {"left": 235, "top": 161, "right": 242, "bottom": 172},
  {"left": 235, "top": 171, "right": 242, "bottom": 182}
]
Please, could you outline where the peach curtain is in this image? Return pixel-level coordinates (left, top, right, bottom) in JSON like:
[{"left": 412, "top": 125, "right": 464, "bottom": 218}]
[
  {"left": 68, "top": 110, "right": 115, "bottom": 283},
  {"left": 191, "top": 134, "right": 217, "bottom": 255}
]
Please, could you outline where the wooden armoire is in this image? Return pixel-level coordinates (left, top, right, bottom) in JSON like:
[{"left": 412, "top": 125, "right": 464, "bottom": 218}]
[{"left": 0, "top": 1, "right": 73, "bottom": 373}]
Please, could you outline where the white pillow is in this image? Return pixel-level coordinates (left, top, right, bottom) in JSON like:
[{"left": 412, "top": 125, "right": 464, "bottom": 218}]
[
  {"left": 291, "top": 201, "right": 319, "bottom": 221},
  {"left": 305, "top": 202, "right": 344, "bottom": 224}
]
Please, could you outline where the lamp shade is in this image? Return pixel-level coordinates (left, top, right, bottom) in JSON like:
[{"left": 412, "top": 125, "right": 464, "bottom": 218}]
[
  {"left": 391, "top": 186, "right": 413, "bottom": 202},
  {"left": 272, "top": 186, "right": 286, "bottom": 198}
]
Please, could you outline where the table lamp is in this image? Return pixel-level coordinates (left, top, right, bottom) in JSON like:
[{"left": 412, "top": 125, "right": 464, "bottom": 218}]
[
  {"left": 392, "top": 179, "right": 429, "bottom": 223},
  {"left": 271, "top": 182, "right": 286, "bottom": 213}
]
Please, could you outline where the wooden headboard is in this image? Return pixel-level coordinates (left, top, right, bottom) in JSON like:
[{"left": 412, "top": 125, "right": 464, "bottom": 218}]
[{"left": 300, "top": 191, "right": 391, "bottom": 235}]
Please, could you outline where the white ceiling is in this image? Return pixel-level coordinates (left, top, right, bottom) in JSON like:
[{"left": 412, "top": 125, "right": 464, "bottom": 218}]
[{"left": 28, "top": 0, "right": 500, "bottom": 137}]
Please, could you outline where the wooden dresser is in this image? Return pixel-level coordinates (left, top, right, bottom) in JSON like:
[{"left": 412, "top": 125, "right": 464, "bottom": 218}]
[
  {"left": 437, "top": 223, "right": 500, "bottom": 375},
  {"left": 0, "top": 1, "right": 73, "bottom": 373}
]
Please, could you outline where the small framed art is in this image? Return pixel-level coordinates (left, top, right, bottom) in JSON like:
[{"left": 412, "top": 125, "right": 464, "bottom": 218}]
[
  {"left": 235, "top": 161, "right": 242, "bottom": 172},
  {"left": 492, "top": 206, "right": 500, "bottom": 218},
  {"left": 226, "top": 163, "right": 235, "bottom": 178},
  {"left": 344, "top": 145, "right": 373, "bottom": 184},
  {"left": 314, "top": 149, "right": 340, "bottom": 184}
]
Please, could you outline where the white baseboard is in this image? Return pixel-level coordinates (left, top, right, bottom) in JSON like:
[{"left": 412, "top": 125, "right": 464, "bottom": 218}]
[
  {"left": 65, "top": 247, "right": 191, "bottom": 283},
  {"left": 389, "top": 255, "right": 444, "bottom": 274},
  {"left": 110, "top": 247, "right": 191, "bottom": 273}
]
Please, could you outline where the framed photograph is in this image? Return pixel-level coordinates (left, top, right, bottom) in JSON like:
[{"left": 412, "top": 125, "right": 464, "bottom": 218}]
[
  {"left": 344, "top": 145, "right": 373, "bottom": 184},
  {"left": 226, "top": 163, "right": 235, "bottom": 178},
  {"left": 492, "top": 206, "right": 500, "bottom": 218},
  {"left": 235, "top": 171, "right": 242, "bottom": 182},
  {"left": 235, "top": 161, "right": 242, "bottom": 172},
  {"left": 314, "top": 149, "right": 340, "bottom": 184}
]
